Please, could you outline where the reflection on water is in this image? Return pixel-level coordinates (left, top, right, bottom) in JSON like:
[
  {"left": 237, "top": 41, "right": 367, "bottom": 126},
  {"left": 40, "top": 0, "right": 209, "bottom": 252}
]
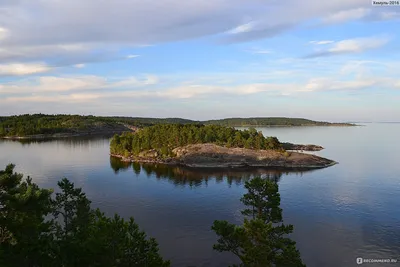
[
  {"left": 10, "top": 136, "right": 113, "bottom": 146},
  {"left": 1, "top": 123, "right": 400, "bottom": 267},
  {"left": 109, "top": 156, "right": 316, "bottom": 186}
]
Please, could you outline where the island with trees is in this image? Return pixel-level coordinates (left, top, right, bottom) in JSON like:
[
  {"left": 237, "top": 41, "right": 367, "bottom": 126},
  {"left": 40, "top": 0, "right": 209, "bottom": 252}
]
[
  {"left": 0, "top": 114, "right": 355, "bottom": 139},
  {"left": 110, "top": 124, "right": 337, "bottom": 169}
]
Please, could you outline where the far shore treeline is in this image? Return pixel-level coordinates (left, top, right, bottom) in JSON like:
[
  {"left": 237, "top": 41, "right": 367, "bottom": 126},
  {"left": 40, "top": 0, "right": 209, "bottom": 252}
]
[
  {"left": 0, "top": 114, "right": 355, "bottom": 138},
  {"left": 110, "top": 124, "right": 283, "bottom": 158}
]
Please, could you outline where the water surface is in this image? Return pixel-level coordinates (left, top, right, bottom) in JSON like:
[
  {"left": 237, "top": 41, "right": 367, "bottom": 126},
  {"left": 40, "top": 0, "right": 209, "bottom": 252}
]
[{"left": 1, "top": 123, "right": 399, "bottom": 267}]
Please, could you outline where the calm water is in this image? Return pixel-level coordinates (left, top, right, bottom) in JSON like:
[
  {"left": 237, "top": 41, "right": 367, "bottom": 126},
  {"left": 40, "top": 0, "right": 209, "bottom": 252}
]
[{"left": 1, "top": 123, "right": 399, "bottom": 267}]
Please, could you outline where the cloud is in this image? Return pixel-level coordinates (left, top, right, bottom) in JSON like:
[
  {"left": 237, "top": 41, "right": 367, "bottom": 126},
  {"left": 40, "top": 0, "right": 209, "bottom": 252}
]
[
  {"left": 228, "top": 21, "right": 256, "bottom": 34},
  {"left": 304, "top": 36, "right": 389, "bottom": 58},
  {"left": 0, "top": 74, "right": 160, "bottom": 95},
  {"left": 0, "top": 63, "right": 52, "bottom": 76},
  {"left": 309, "top": 40, "right": 335, "bottom": 45},
  {"left": 0, "top": 0, "right": 395, "bottom": 77},
  {"left": 323, "top": 8, "right": 371, "bottom": 24},
  {"left": 304, "top": 78, "right": 377, "bottom": 92},
  {"left": 2, "top": 62, "right": 399, "bottom": 103},
  {"left": 221, "top": 23, "right": 293, "bottom": 43},
  {"left": 0, "top": 0, "right": 393, "bottom": 54},
  {"left": 0, "top": 27, "right": 9, "bottom": 41},
  {"left": 0, "top": 42, "right": 91, "bottom": 62},
  {"left": 2, "top": 75, "right": 397, "bottom": 104}
]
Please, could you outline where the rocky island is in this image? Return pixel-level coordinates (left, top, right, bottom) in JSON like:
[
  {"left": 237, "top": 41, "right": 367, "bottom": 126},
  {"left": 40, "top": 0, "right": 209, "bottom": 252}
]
[{"left": 110, "top": 124, "right": 337, "bottom": 170}]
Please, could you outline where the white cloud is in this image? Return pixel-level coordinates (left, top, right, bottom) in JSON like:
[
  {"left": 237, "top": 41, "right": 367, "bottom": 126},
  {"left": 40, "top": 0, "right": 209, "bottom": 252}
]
[
  {"left": 2, "top": 74, "right": 397, "bottom": 104},
  {"left": 0, "top": 0, "right": 394, "bottom": 78},
  {"left": 378, "top": 11, "right": 400, "bottom": 20},
  {"left": 304, "top": 36, "right": 389, "bottom": 58},
  {"left": 309, "top": 40, "right": 335, "bottom": 45},
  {"left": 112, "top": 75, "right": 159, "bottom": 87},
  {"left": 126, "top": 54, "right": 139, "bottom": 59},
  {"left": 0, "top": 74, "right": 160, "bottom": 94},
  {"left": 74, "top": 64, "right": 85, "bottom": 68},
  {"left": 329, "top": 37, "right": 388, "bottom": 53},
  {"left": 0, "top": 63, "right": 52, "bottom": 76},
  {"left": 228, "top": 21, "right": 256, "bottom": 34},
  {"left": 323, "top": 8, "right": 371, "bottom": 24},
  {"left": 0, "top": 0, "right": 391, "bottom": 53},
  {"left": 0, "top": 27, "right": 8, "bottom": 41},
  {"left": 304, "top": 78, "right": 377, "bottom": 91}
]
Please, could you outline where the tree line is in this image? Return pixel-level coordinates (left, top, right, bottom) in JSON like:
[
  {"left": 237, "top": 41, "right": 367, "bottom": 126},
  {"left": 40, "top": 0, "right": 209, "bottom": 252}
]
[
  {"left": 110, "top": 124, "right": 283, "bottom": 158},
  {"left": 0, "top": 164, "right": 305, "bottom": 267},
  {"left": 0, "top": 114, "right": 115, "bottom": 137},
  {"left": 202, "top": 117, "right": 336, "bottom": 127},
  {"left": 0, "top": 114, "right": 352, "bottom": 137},
  {"left": 0, "top": 114, "right": 172, "bottom": 137}
]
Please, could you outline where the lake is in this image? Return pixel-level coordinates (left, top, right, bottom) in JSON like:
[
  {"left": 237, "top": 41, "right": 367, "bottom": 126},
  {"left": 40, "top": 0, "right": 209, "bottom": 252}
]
[{"left": 1, "top": 123, "right": 399, "bottom": 267}]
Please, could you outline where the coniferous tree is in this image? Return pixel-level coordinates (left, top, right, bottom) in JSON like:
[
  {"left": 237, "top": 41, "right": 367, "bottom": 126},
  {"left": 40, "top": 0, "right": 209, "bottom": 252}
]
[
  {"left": 0, "top": 165, "right": 170, "bottom": 267},
  {"left": 211, "top": 176, "right": 305, "bottom": 267}
]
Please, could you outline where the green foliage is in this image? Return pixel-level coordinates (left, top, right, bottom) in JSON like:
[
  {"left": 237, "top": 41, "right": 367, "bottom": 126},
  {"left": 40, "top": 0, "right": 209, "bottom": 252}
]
[
  {"left": 0, "top": 164, "right": 170, "bottom": 267},
  {"left": 212, "top": 176, "right": 305, "bottom": 267},
  {"left": 0, "top": 164, "right": 54, "bottom": 267},
  {"left": 240, "top": 178, "right": 282, "bottom": 222},
  {"left": 110, "top": 124, "right": 283, "bottom": 158},
  {"left": 0, "top": 114, "right": 353, "bottom": 137},
  {"left": 0, "top": 114, "right": 198, "bottom": 137},
  {"left": 0, "top": 114, "right": 117, "bottom": 137},
  {"left": 203, "top": 117, "right": 342, "bottom": 127}
]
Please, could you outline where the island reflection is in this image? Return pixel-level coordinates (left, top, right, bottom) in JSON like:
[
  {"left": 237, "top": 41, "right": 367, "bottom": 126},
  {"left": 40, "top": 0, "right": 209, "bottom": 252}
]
[
  {"left": 8, "top": 136, "right": 112, "bottom": 146},
  {"left": 110, "top": 156, "right": 316, "bottom": 186}
]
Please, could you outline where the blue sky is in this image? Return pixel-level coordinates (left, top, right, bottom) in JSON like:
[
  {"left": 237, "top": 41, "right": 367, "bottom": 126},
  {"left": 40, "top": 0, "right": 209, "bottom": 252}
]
[{"left": 0, "top": 0, "right": 399, "bottom": 122}]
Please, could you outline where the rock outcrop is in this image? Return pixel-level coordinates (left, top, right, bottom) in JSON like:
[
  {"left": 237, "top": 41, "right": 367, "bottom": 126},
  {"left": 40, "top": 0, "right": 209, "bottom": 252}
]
[{"left": 113, "top": 143, "right": 336, "bottom": 170}]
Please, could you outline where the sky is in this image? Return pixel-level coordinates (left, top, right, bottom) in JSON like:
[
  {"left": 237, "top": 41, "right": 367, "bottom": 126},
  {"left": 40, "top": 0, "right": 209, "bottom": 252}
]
[{"left": 0, "top": 0, "right": 399, "bottom": 122}]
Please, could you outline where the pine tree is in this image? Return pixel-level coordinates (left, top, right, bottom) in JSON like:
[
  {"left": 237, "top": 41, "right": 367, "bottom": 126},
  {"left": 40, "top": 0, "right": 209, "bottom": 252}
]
[
  {"left": 212, "top": 177, "right": 305, "bottom": 267},
  {"left": 0, "top": 165, "right": 171, "bottom": 267}
]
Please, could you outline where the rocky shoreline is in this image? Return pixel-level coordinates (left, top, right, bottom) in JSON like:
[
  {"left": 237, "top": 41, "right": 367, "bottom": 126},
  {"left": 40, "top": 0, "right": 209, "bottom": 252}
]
[
  {"left": 111, "top": 143, "right": 337, "bottom": 170},
  {"left": 281, "top": 142, "right": 324, "bottom": 151}
]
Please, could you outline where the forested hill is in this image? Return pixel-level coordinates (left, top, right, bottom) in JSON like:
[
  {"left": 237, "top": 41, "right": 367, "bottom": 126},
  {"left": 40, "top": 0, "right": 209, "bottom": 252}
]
[
  {"left": 0, "top": 114, "right": 354, "bottom": 137},
  {"left": 0, "top": 114, "right": 127, "bottom": 137},
  {"left": 202, "top": 117, "right": 354, "bottom": 126}
]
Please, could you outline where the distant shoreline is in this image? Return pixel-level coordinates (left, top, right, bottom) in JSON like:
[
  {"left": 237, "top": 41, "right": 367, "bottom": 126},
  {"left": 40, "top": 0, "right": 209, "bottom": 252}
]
[
  {"left": 234, "top": 124, "right": 357, "bottom": 127},
  {"left": 0, "top": 114, "right": 358, "bottom": 140},
  {"left": 1, "top": 124, "right": 359, "bottom": 140},
  {"left": 0, "top": 124, "right": 357, "bottom": 140},
  {"left": 0, "top": 131, "right": 125, "bottom": 140}
]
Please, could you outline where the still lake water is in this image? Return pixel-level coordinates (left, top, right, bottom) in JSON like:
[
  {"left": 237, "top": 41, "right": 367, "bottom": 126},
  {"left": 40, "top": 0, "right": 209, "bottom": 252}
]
[{"left": 1, "top": 123, "right": 399, "bottom": 267}]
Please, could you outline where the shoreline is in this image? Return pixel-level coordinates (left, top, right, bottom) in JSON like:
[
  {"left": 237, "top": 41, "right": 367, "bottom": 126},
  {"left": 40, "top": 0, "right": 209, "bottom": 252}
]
[
  {"left": 1, "top": 124, "right": 357, "bottom": 140},
  {"left": 110, "top": 153, "right": 338, "bottom": 170},
  {"left": 230, "top": 124, "right": 357, "bottom": 127},
  {"left": 110, "top": 143, "right": 337, "bottom": 170},
  {"left": 1, "top": 131, "right": 128, "bottom": 140}
]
